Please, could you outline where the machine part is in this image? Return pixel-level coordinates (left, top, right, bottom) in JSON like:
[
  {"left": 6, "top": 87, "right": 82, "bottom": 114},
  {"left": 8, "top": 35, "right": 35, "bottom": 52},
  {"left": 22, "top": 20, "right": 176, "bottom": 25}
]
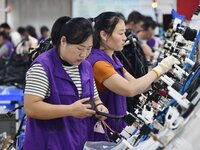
[
  {"left": 137, "top": 105, "right": 154, "bottom": 124},
  {"left": 120, "top": 126, "right": 137, "bottom": 139},
  {"left": 167, "top": 86, "right": 190, "bottom": 109}
]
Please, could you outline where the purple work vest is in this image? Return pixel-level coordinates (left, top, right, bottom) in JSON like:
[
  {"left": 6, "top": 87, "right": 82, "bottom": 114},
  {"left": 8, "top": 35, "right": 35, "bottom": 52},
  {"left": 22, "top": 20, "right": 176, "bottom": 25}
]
[
  {"left": 23, "top": 48, "right": 95, "bottom": 150},
  {"left": 87, "top": 48, "right": 127, "bottom": 141}
]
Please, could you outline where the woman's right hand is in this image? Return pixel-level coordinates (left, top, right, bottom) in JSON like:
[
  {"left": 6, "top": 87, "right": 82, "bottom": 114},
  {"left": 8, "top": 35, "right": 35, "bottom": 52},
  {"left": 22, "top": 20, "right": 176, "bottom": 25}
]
[
  {"left": 70, "top": 98, "right": 96, "bottom": 118},
  {"left": 153, "top": 55, "right": 180, "bottom": 76}
]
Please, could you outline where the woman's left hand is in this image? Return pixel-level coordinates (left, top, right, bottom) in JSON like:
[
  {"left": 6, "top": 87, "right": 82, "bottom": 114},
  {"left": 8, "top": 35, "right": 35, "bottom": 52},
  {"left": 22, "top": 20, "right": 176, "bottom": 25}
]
[{"left": 95, "top": 104, "right": 109, "bottom": 121}]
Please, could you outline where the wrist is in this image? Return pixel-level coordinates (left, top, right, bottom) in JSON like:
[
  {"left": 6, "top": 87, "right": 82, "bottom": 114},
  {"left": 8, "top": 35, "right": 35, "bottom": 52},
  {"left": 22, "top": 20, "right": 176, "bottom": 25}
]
[
  {"left": 66, "top": 104, "right": 74, "bottom": 117},
  {"left": 152, "top": 68, "right": 160, "bottom": 77},
  {"left": 94, "top": 99, "right": 103, "bottom": 105},
  {"left": 152, "top": 66, "right": 163, "bottom": 77},
  {"left": 95, "top": 103, "right": 104, "bottom": 107}
]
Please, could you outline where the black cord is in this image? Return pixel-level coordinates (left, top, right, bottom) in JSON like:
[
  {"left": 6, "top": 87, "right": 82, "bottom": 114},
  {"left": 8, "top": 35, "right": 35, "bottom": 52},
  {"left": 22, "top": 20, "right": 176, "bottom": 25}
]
[
  {"left": 4, "top": 105, "right": 25, "bottom": 149},
  {"left": 96, "top": 110, "right": 124, "bottom": 120},
  {"left": 6, "top": 105, "right": 24, "bottom": 118},
  {"left": 181, "top": 65, "right": 200, "bottom": 94},
  {"left": 7, "top": 114, "right": 26, "bottom": 150},
  {"left": 29, "top": 38, "right": 53, "bottom": 62}
]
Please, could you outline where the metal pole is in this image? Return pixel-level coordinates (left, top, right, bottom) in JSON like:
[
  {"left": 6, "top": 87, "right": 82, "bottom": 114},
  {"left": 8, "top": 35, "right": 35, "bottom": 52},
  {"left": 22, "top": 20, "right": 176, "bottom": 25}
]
[{"left": 5, "top": 0, "right": 7, "bottom": 23}]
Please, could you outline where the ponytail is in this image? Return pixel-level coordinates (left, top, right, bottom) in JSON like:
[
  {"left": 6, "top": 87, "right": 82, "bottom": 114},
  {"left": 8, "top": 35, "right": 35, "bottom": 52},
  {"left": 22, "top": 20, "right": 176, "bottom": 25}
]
[{"left": 51, "top": 16, "right": 71, "bottom": 46}]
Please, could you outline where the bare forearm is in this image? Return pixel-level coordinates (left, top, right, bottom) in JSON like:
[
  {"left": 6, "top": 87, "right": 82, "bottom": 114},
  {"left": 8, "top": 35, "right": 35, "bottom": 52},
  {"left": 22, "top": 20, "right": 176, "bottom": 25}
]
[
  {"left": 128, "top": 71, "right": 157, "bottom": 96},
  {"left": 103, "top": 71, "right": 158, "bottom": 98},
  {"left": 94, "top": 97, "right": 103, "bottom": 105},
  {"left": 25, "top": 101, "right": 72, "bottom": 120}
]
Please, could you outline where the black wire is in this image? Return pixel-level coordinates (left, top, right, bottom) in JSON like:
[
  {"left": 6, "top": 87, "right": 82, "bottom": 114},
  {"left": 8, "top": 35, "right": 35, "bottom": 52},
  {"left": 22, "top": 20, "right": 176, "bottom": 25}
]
[
  {"left": 7, "top": 114, "right": 26, "bottom": 150},
  {"left": 6, "top": 105, "right": 24, "bottom": 118},
  {"left": 181, "top": 65, "right": 200, "bottom": 94},
  {"left": 96, "top": 110, "right": 124, "bottom": 120}
]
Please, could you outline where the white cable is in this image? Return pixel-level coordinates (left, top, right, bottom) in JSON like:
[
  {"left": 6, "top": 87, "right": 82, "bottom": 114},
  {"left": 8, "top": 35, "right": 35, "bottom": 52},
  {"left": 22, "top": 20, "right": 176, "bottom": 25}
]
[
  {"left": 121, "top": 139, "right": 134, "bottom": 149},
  {"left": 167, "top": 86, "right": 190, "bottom": 109},
  {"left": 172, "top": 69, "right": 183, "bottom": 80},
  {"left": 185, "top": 58, "right": 195, "bottom": 66},
  {"left": 174, "top": 64, "right": 189, "bottom": 76},
  {"left": 163, "top": 75, "right": 175, "bottom": 84},
  {"left": 160, "top": 76, "right": 173, "bottom": 86}
]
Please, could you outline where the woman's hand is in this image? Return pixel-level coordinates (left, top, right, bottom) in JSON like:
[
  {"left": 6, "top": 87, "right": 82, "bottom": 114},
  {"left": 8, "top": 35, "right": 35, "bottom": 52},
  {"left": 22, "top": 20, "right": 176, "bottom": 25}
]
[
  {"left": 95, "top": 103, "right": 109, "bottom": 121},
  {"left": 70, "top": 98, "right": 96, "bottom": 118}
]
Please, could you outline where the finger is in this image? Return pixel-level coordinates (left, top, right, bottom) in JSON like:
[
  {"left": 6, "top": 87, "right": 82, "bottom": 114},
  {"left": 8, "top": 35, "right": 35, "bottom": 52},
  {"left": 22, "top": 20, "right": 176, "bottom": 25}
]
[
  {"left": 100, "top": 116, "right": 107, "bottom": 121},
  {"left": 86, "top": 113, "right": 94, "bottom": 117},
  {"left": 84, "top": 104, "right": 92, "bottom": 109},
  {"left": 95, "top": 114, "right": 101, "bottom": 119},
  {"left": 80, "top": 115, "right": 87, "bottom": 118},
  {"left": 80, "top": 114, "right": 91, "bottom": 118},
  {"left": 96, "top": 106, "right": 103, "bottom": 112},
  {"left": 79, "top": 97, "right": 90, "bottom": 103},
  {"left": 104, "top": 109, "right": 109, "bottom": 113},
  {"left": 176, "top": 60, "right": 181, "bottom": 64},
  {"left": 173, "top": 59, "right": 180, "bottom": 64},
  {"left": 171, "top": 56, "right": 180, "bottom": 64},
  {"left": 97, "top": 106, "right": 109, "bottom": 113},
  {"left": 86, "top": 109, "right": 96, "bottom": 115}
]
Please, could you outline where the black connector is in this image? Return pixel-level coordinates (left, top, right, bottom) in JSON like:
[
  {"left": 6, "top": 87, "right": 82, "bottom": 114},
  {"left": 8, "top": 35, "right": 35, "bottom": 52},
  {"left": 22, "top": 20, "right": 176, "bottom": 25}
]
[
  {"left": 110, "top": 133, "right": 121, "bottom": 143},
  {"left": 84, "top": 99, "right": 125, "bottom": 120},
  {"left": 182, "top": 104, "right": 195, "bottom": 119},
  {"left": 6, "top": 105, "right": 24, "bottom": 118},
  {"left": 6, "top": 111, "right": 15, "bottom": 118},
  {"left": 122, "top": 113, "right": 136, "bottom": 126},
  {"left": 171, "top": 82, "right": 182, "bottom": 91},
  {"left": 83, "top": 99, "right": 95, "bottom": 110}
]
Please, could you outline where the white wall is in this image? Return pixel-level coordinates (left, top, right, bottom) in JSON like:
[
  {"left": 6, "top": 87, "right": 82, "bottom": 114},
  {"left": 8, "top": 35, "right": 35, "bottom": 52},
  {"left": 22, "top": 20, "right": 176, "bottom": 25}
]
[
  {"left": 0, "top": 0, "right": 5, "bottom": 23},
  {"left": 7, "top": 0, "right": 71, "bottom": 35},
  {"left": 5, "top": 0, "right": 177, "bottom": 34},
  {"left": 72, "top": 0, "right": 177, "bottom": 24},
  {"left": 157, "top": 0, "right": 177, "bottom": 23}
]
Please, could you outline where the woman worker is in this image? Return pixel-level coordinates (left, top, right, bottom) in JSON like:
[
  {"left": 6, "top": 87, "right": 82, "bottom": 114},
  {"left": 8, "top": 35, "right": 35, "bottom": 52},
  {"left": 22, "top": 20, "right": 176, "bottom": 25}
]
[
  {"left": 23, "top": 16, "right": 108, "bottom": 150},
  {"left": 87, "top": 12, "right": 180, "bottom": 141}
]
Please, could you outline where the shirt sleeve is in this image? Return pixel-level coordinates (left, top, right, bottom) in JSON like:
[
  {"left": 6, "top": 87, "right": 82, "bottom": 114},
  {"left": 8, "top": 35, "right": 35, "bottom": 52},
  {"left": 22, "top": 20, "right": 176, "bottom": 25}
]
[
  {"left": 93, "top": 61, "right": 118, "bottom": 83},
  {"left": 24, "top": 63, "right": 49, "bottom": 98},
  {"left": 93, "top": 80, "right": 99, "bottom": 98}
]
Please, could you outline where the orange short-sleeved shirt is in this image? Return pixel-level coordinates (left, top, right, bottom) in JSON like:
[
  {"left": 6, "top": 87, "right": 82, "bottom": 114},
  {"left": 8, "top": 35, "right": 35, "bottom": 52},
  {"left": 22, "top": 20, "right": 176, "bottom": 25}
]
[{"left": 93, "top": 61, "right": 126, "bottom": 93}]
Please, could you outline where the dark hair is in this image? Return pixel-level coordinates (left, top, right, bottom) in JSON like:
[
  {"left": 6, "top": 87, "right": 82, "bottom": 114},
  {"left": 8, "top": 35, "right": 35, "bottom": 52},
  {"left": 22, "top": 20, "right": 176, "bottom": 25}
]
[
  {"left": 93, "top": 11, "right": 125, "bottom": 49},
  {"left": 127, "top": 11, "right": 145, "bottom": 24},
  {"left": 0, "top": 23, "right": 11, "bottom": 29},
  {"left": 142, "top": 16, "right": 157, "bottom": 31},
  {"left": 17, "top": 27, "right": 26, "bottom": 35},
  {"left": 26, "top": 25, "right": 38, "bottom": 39},
  {"left": 0, "top": 31, "right": 10, "bottom": 40},
  {"left": 40, "top": 26, "right": 49, "bottom": 35},
  {"left": 51, "top": 16, "right": 93, "bottom": 47},
  {"left": 51, "top": 16, "right": 71, "bottom": 46}
]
